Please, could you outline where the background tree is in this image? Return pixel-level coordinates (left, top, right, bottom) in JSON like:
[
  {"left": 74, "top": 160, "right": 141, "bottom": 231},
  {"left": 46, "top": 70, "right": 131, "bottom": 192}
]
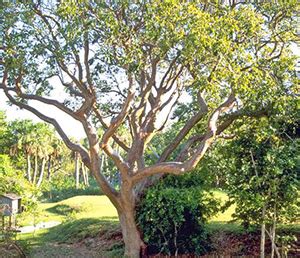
[
  {"left": 202, "top": 114, "right": 299, "bottom": 257},
  {"left": 7, "top": 120, "right": 37, "bottom": 182},
  {"left": 226, "top": 121, "right": 299, "bottom": 258},
  {"left": 1, "top": 1, "right": 299, "bottom": 257},
  {"left": 0, "top": 111, "right": 8, "bottom": 152}
]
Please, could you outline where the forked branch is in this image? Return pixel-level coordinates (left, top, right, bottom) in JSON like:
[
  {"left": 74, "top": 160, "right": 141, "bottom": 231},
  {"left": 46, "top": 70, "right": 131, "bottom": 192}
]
[{"left": 132, "top": 93, "right": 236, "bottom": 183}]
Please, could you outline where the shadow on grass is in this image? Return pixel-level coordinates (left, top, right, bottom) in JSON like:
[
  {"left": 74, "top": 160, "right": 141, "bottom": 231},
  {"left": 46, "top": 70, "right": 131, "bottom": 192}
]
[
  {"left": 41, "top": 218, "right": 120, "bottom": 243},
  {"left": 45, "top": 204, "right": 83, "bottom": 216},
  {"left": 18, "top": 218, "right": 123, "bottom": 257}
]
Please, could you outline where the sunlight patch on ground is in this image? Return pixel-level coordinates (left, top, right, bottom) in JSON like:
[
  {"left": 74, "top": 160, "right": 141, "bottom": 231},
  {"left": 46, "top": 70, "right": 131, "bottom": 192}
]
[{"left": 20, "top": 195, "right": 118, "bottom": 227}]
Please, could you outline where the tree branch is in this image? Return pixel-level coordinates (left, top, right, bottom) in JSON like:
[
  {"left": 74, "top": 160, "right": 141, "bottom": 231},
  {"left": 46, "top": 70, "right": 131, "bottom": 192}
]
[
  {"left": 100, "top": 74, "right": 135, "bottom": 174},
  {"left": 132, "top": 93, "right": 236, "bottom": 183},
  {"left": 159, "top": 90, "right": 208, "bottom": 162}
]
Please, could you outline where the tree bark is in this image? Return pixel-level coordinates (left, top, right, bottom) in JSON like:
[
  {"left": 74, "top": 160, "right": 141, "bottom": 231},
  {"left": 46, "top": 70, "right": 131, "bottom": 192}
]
[
  {"left": 26, "top": 154, "right": 32, "bottom": 182},
  {"left": 270, "top": 203, "right": 280, "bottom": 258},
  {"left": 37, "top": 157, "right": 46, "bottom": 188},
  {"left": 33, "top": 153, "right": 38, "bottom": 184},
  {"left": 118, "top": 184, "right": 145, "bottom": 258},
  {"left": 81, "top": 162, "right": 88, "bottom": 186},
  {"left": 47, "top": 156, "right": 51, "bottom": 181},
  {"left": 118, "top": 208, "right": 144, "bottom": 258},
  {"left": 85, "top": 167, "right": 89, "bottom": 186}
]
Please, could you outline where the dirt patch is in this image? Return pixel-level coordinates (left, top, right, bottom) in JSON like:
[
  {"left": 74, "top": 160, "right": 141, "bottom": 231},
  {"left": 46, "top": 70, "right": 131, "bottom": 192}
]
[
  {"left": 76, "top": 228, "right": 123, "bottom": 250},
  {"left": 0, "top": 242, "right": 26, "bottom": 258}
]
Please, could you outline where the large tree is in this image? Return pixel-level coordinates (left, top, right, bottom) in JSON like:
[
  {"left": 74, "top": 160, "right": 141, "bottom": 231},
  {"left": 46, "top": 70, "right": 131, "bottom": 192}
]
[{"left": 0, "top": 1, "right": 299, "bottom": 257}]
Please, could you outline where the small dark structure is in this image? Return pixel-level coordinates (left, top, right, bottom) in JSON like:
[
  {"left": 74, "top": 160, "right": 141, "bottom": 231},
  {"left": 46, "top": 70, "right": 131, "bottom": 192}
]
[{"left": 0, "top": 194, "right": 22, "bottom": 230}]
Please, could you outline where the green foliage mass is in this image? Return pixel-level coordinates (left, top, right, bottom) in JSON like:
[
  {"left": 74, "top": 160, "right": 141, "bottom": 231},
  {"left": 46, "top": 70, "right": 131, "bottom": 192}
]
[
  {"left": 226, "top": 122, "right": 299, "bottom": 227},
  {"left": 136, "top": 172, "right": 220, "bottom": 256},
  {"left": 201, "top": 117, "right": 299, "bottom": 228},
  {"left": 0, "top": 154, "right": 38, "bottom": 214},
  {"left": 1, "top": 2, "right": 298, "bottom": 118}
]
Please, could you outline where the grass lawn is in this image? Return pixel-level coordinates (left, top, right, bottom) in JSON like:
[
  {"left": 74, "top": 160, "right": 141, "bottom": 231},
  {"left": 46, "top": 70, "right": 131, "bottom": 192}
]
[
  {"left": 18, "top": 196, "right": 121, "bottom": 257},
  {"left": 20, "top": 190, "right": 233, "bottom": 227},
  {"left": 16, "top": 191, "right": 299, "bottom": 257},
  {"left": 20, "top": 195, "right": 119, "bottom": 226},
  {"left": 16, "top": 191, "right": 234, "bottom": 257}
]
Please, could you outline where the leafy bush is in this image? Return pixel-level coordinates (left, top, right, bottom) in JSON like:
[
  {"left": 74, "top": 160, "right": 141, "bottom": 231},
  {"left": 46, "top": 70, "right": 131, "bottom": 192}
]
[{"left": 136, "top": 173, "right": 220, "bottom": 256}]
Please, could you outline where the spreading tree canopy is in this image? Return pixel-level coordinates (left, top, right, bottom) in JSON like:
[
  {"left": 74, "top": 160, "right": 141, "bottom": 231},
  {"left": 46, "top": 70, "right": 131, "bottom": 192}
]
[{"left": 0, "top": 1, "right": 299, "bottom": 257}]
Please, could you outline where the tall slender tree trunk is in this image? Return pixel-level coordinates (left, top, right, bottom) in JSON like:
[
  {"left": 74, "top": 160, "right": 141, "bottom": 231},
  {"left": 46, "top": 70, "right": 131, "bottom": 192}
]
[
  {"left": 260, "top": 204, "right": 266, "bottom": 258},
  {"left": 26, "top": 154, "right": 32, "bottom": 182},
  {"left": 85, "top": 168, "right": 89, "bottom": 186},
  {"left": 270, "top": 203, "right": 280, "bottom": 258},
  {"left": 75, "top": 152, "right": 80, "bottom": 189},
  {"left": 81, "top": 162, "right": 87, "bottom": 186},
  {"left": 37, "top": 157, "right": 46, "bottom": 188},
  {"left": 82, "top": 162, "right": 89, "bottom": 186},
  {"left": 47, "top": 156, "right": 51, "bottom": 181},
  {"left": 33, "top": 153, "right": 38, "bottom": 184},
  {"left": 47, "top": 156, "right": 52, "bottom": 199}
]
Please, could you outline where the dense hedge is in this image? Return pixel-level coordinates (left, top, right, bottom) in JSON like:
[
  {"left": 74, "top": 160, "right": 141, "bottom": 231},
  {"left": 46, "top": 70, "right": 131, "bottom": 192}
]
[{"left": 136, "top": 173, "right": 220, "bottom": 256}]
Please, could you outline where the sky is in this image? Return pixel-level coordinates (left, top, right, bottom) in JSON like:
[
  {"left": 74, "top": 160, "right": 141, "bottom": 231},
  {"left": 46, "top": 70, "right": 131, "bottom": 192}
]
[{"left": 0, "top": 91, "right": 86, "bottom": 140}]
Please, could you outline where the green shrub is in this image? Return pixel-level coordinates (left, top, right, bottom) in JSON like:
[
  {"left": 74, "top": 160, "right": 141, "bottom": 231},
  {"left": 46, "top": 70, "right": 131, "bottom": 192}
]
[{"left": 136, "top": 173, "right": 220, "bottom": 256}]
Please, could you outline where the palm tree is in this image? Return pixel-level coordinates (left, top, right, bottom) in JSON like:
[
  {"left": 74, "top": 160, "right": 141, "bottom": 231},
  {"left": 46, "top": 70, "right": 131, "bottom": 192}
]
[{"left": 9, "top": 120, "right": 37, "bottom": 182}]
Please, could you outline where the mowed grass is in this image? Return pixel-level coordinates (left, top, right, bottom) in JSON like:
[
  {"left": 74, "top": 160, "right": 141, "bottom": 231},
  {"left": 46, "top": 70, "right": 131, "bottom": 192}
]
[
  {"left": 20, "top": 190, "right": 233, "bottom": 228},
  {"left": 20, "top": 195, "right": 118, "bottom": 226}
]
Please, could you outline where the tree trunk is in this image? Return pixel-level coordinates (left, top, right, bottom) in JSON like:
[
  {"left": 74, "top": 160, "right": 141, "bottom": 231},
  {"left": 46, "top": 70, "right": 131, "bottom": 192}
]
[
  {"left": 86, "top": 168, "right": 89, "bottom": 186},
  {"left": 26, "top": 154, "right": 32, "bottom": 182},
  {"left": 260, "top": 204, "right": 266, "bottom": 258},
  {"left": 118, "top": 208, "right": 144, "bottom": 258},
  {"left": 37, "top": 157, "right": 46, "bottom": 188},
  {"left": 33, "top": 153, "right": 38, "bottom": 184},
  {"left": 47, "top": 156, "right": 51, "bottom": 181},
  {"left": 270, "top": 203, "right": 280, "bottom": 258},
  {"left": 119, "top": 186, "right": 145, "bottom": 258},
  {"left": 81, "top": 162, "right": 87, "bottom": 187},
  {"left": 75, "top": 152, "right": 80, "bottom": 189}
]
